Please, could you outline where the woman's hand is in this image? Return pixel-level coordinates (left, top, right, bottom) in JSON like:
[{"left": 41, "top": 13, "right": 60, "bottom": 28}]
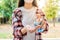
[
  {"left": 29, "top": 25, "right": 41, "bottom": 33},
  {"left": 42, "top": 31, "right": 47, "bottom": 34},
  {"left": 25, "top": 25, "right": 42, "bottom": 33},
  {"left": 26, "top": 25, "right": 35, "bottom": 33}
]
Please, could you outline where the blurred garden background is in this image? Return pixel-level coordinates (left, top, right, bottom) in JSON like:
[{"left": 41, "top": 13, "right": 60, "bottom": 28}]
[{"left": 0, "top": 0, "right": 60, "bottom": 39}]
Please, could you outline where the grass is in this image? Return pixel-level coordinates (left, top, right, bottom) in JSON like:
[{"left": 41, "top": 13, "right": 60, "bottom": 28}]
[
  {"left": 0, "top": 24, "right": 13, "bottom": 39},
  {"left": 0, "top": 32, "right": 13, "bottom": 39}
]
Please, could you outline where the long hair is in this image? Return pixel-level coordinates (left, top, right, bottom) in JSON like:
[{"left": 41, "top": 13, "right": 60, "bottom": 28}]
[{"left": 18, "top": 0, "right": 38, "bottom": 7}]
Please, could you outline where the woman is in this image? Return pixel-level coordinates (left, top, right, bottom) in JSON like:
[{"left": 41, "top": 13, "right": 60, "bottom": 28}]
[{"left": 12, "top": 0, "right": 48, "bottom": 40}]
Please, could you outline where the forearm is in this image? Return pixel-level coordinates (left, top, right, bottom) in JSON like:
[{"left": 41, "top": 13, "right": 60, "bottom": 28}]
[
  {"left": 21, "top": 25, "right": 31, "bottom": 34},
  {"left": 33, "top": 22, "right": 44, "bottom": 32},
  {"left": 35, "top": 25, "right": 41, "bottom": 30}
]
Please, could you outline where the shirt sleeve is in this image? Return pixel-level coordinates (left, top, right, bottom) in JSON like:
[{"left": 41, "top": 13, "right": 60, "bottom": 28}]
[
  {"left": 36, "top": 8, "right": 49, "bottom": 31},
  {"left": 12, "top": 8, "right": 27, "bottom": 37}
]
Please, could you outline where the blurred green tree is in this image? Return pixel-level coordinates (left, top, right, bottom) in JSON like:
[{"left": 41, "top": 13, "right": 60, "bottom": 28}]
[
  {"left": 44, "top": 0, "right": 58, "bottom": 27},
  {"left": 0, "top": 0, "right": 17, "bottom": 24}
]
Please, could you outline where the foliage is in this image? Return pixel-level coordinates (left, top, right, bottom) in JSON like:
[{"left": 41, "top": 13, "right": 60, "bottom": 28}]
[
  {"left": 0, "top": 0, "right": 17, "bottom": 24},
  {"left": 44, "top": 0, "right": 58, "bottom": 20}
]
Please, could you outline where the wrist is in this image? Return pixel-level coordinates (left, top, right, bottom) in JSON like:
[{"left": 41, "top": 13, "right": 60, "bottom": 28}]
[{"left": 35, "top": 25, "right": 41, "bottom": 30}]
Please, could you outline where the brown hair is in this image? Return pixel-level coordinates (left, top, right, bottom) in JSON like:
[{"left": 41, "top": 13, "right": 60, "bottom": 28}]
[{"left": 18, "top": 0, "right": 38, "bottom": 7}]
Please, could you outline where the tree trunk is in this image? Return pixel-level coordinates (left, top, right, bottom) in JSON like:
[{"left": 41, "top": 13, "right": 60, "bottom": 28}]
[{"left": 53, "top": 18, "right": 55, "bottom": 27}]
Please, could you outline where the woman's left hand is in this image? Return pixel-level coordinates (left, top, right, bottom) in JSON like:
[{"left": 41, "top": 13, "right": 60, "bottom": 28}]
[
  {"left": 29, "top": 25, "right": 41, "bottom": 33},
  {"left": 43, "top": 31, "right": 47, "bottom": 34}
]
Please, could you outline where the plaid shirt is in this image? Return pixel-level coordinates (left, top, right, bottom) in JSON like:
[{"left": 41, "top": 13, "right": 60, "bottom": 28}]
[{"left": 12, "top": 8, "right": 49, "bottom": 40}]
